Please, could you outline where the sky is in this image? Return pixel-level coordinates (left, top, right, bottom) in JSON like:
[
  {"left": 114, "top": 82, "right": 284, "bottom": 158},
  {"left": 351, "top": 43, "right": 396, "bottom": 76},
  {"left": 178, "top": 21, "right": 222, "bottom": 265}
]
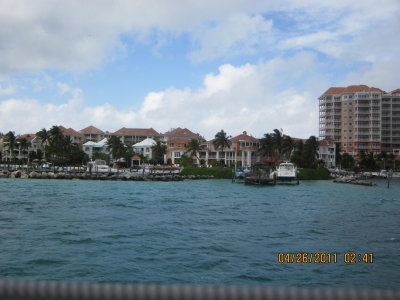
[{"left": 0, "top": 0, "right": 399, "bottom": 140}]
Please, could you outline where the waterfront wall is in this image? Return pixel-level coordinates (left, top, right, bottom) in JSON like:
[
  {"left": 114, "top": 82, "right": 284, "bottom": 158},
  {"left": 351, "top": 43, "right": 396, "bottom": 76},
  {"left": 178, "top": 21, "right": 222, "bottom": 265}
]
[{"left": 0, "top": 170, "right": 213, "bottom": 181}]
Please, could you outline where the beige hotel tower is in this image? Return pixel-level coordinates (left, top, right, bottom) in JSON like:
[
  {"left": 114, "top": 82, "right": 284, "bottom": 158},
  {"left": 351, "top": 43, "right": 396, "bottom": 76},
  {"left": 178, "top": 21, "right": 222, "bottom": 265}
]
[{"left": 319, "top": 85, "right": 400, "bottom": 156}]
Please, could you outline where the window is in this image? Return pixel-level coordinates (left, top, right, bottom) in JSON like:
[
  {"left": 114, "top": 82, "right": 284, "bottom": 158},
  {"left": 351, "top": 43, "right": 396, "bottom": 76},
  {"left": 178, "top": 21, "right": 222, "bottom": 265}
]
[
  {"left": 85, "top": 147, "right": 90, "bottom": 151},
  {"left": 174, "top": 152, "right": 181, "bottom": 158}
]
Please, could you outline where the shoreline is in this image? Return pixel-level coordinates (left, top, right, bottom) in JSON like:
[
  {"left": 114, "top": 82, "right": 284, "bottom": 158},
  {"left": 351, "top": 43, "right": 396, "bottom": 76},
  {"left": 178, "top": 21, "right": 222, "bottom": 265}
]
[{"left": 0, "top": 170, "right": 214, "bottom": 181}]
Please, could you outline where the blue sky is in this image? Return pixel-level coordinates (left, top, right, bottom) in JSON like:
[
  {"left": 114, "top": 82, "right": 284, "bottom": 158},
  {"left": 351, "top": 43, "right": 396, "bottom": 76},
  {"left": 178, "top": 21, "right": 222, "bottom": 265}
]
[{"left": 0, "top": 0, "right": 399, "bottom": 139}]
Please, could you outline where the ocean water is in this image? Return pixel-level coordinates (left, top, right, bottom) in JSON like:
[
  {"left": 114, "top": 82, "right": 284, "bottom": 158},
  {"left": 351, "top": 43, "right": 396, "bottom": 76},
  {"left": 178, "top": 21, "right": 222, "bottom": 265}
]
[{"left": 0, "top": 178, "right": 399, "bottom": 288}]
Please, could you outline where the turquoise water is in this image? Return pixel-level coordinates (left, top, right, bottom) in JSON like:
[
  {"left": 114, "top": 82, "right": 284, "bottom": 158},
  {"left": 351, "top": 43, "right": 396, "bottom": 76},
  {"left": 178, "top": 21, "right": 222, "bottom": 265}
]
[{"left": 0, "top": 178, "right": 399, "bottom": 288}]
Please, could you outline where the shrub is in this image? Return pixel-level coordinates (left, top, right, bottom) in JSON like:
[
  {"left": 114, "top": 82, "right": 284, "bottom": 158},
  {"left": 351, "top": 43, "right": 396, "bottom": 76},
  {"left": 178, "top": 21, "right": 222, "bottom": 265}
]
[
  {"left": 299, "top": 168, "right": 331, "bottom": 180},
  {"left": 181, "top": 166, "right": 233, "bottom": 179}
]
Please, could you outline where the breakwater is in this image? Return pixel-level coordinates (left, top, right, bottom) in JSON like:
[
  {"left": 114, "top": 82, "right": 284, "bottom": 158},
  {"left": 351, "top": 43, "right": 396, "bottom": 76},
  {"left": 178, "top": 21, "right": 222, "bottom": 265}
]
[
  {"left": 333, "top": 176, "right": 376, "bottom": 186},
  {"left": 0, "top": 170, "right": 213, "bottom": 181}
]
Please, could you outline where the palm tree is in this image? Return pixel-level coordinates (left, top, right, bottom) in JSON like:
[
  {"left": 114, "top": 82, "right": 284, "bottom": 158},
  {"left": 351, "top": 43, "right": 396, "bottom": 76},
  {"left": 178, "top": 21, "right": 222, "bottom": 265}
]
[
  {"left": 291, "top": 139, "right": 304, "bottom": 167},
  {"left": 4, "top": 131, "right": 16, "bottom": 161},
  {"left": 213, "top": 130, "right": 232, "bottom": 151},
  {"left": 259, "top": 129, "right": 294, "bottom": 162},
  {"left": 186, "top": 138, "right": 202, "bottom": 165},
  {"left": 16, "top": 137, "right": 30, "bottom": 162},
  {"left": 213, "top": 130, "right": 231, "bottom": 165},
  {"left": 151, "top": 140, "right": 166, "bottom": 165},
  {"left": 302, "top": 136, "right": 319, "bottom": 168},
  {"left": 106, "top": 135, "right": 125, "bottom": 160},
  {"left": 36, "top": 128, "right": 49, "bottom": 159},
  {"left": 259, "top": 133, "right": 274, "bottom": 159},
  {"left": 47, "top": 126, "right": 65, "bottom": 162},
  {"left": 282, "top": 135, "right": 294, "bottom": 160}
]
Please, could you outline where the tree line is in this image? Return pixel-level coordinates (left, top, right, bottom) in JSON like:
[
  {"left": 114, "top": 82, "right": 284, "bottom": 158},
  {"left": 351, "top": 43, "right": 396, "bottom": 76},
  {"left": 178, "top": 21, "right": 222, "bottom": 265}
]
[{"left": 1, "top": 126, "right": 87, "bottom": 165}]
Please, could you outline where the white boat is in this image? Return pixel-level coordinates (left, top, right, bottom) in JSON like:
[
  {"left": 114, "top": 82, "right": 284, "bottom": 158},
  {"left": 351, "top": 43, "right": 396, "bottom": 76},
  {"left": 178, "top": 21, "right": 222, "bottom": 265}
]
[
  {"left": 87, "top": 159, "right": 111, "bottom": 173},
  {"left": 272, "top": 162, "right": 299, "bottom": 184}
]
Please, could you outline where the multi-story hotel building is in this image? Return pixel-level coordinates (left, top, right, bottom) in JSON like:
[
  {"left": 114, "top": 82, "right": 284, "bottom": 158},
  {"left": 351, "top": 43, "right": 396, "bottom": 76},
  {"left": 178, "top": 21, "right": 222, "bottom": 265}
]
[{"left": 319, "top": 85, "right": 400, "bottom": 156}]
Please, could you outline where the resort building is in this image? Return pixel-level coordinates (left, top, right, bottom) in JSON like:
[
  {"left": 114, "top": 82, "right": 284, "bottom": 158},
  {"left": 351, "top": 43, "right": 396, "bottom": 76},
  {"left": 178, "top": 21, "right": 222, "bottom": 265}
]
[
  {"left": 318, "top": 139, "right": 336, "bottom": 168},
  {"left": 79, "top": 125, "right": 105, "bottom": 142},
  {"left": 0, "top": 133, "right": 38, "bottom": 161},
  {"left": 111, "top": 127, "right": 162, "bottom": 145},
  {"left": 132, "top": 138, "right": 156, "bottom": 159},
  {"left": 163, "top": 128, "right": 204, "bottom": 164},
  {"left": 82, "top": 138, "right": 108, "bottom": 159},
  {"left": 59, "top": 126, "right": 85, "bottom": 145},
  {"left": 199, "top": 131, "right": 259, "bottom": 167},
  {"left": 319, "top": 85, "right": 400, "bottom": 156}
]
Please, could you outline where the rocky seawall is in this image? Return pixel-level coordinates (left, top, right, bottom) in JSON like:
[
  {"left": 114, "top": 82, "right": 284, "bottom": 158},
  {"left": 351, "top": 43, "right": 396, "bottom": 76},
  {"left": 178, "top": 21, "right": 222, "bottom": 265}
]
[
  {"left": 0, "top": 170, "right": 214, "bottom": 181},
  {"left": 333, "top": 177, "right": 376, "bottom": 186}
]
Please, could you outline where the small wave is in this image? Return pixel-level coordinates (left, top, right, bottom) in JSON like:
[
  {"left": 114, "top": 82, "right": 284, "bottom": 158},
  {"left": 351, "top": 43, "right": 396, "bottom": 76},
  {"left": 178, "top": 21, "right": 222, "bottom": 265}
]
[
  {"left": 236, "top": 274, "right": 273, "bottom": 283},
  {"left": 386, "top": 237, "right": 399, "bottom": 243},
  {"left": 197, "top": 245, "right": 234, "bottom": 254},
  {"left": 51, "top": 231, "right": 78, "bottom": 236},
  {"left": 63, "top": 237, "right": 96, "bottom": 245},
  {"left": 307, "top": 229, "right": 325, "bottom": 235},
  {"left": 27, "top": 258, "right": 66, "bottom": 266},
  {"left": 193, "top": 258, "right": 229, "bottom": 270}
]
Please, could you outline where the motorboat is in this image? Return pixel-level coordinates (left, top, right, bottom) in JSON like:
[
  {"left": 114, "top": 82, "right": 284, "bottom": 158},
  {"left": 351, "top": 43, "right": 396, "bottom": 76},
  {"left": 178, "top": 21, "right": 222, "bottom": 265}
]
[
  {"left": 87, "top": 159, "right": 111, "bottom": 173},
  {"left": 272, "top": 162, "right": 299, "bottom": 184}
]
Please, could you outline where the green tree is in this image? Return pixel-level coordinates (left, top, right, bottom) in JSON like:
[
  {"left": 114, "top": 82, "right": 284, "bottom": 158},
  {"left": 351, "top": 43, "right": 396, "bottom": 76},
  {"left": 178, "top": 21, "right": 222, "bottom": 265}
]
[
  {"left": 186, "top": 138, "right": 202, "bottom": 165},
  {"left": 4, "top": 131, "right": 16, "bottom": 161},
  {"left": 177, "top": 153, "right": 193, "bottom": 167},
  {"left": 301, "top": 136, "right": 319, "bottom": 168},
  {"left": 46, "top": 126, "right": 67, "bottom": 162},
  {"left": 36, "top": 128, "right": 49, "bottom": 160},
  {"left": 258, "top": 133, "right": 274, "bottom": 159},
  {"left": 282, "top": 135, "right": 294, "bottom": 160},
  {"left": 335, "top": 143, "right": 342, "bottom": 167},
  {"left": 213, "top": 130, "right": 232, "bottom": 151},
  {"left": 16, "top": 137, "right": 30, "bottom": 162},
  {"left": 151, "top": 140, "right": 166, "bottom": 164},
  {"left": 341, "top": 152, "right": 355, "bottom": 170},
  {"left": 92, "top": 152, "right": 110, "bottom": 162},
  {"left": 358, "top": 151, "right": 377, "bottom": 171},
  {"left": 106, "top": 136, "right": 125, "bottom": 160},
  {"left": 291, "top": 139, "right": 304, "bottom": 167},
  {"left": 376, "top": 151, "right": 389, "bottom": 170},
  {"left": 259, "top": 129, "right": 294, "bottom": 162}
]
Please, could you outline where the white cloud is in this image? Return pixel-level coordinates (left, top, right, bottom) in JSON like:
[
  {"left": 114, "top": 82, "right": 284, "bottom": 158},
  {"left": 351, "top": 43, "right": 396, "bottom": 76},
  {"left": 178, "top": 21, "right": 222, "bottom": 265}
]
[
  {"left": 0, "top": 83, "right": 15, "bottom": 96},
  {"left": 190, "top": 14, "right": 273, "bottom": 62},
  {"left": 342, "top": 60, "right": 400, "bottom": 92},
  {"left": 1, "top": 0, "right": 398, "bottom": 74},
  {"left": 0, "top": 54, "right": 321, "bottom": 139}
]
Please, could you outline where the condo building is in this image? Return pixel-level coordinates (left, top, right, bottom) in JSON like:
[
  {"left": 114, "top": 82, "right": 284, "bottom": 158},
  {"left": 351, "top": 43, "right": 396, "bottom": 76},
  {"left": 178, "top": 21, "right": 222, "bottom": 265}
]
[{"left": 319, "top": 85, "right": 400, "bottom": 156}]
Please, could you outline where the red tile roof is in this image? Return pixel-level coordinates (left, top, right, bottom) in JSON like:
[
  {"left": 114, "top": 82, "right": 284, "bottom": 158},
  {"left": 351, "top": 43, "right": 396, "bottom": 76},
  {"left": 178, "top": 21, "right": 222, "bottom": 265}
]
[
  {"left": 168, "top": 139, "right": 189, "bottom": 144},
  {"left": 230, "top": 131, "right": 258, "bottom": 142},
  {"left": 163, "top": 127, "right": 201, "bottom": 139},
  {"left": 79, "top": 125, "right": 104, "bottom": 135},
  {"left": 321, "top": 85, "right": 386, "bottom": 96},
  {"left": 112, "top": 127, "right": 161, "bottom": 136},
  {"left": 59, "top": 126, "right": 85, "bottom": 138},
  {"left": 18, "top": 134, "right": 36, "bottom": 142},
  {"left": 319, "top": 138, "right": 335, "bottom": 147},
  {"left": 390, "top": 89, "right": 400, "bottom": 94}
]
